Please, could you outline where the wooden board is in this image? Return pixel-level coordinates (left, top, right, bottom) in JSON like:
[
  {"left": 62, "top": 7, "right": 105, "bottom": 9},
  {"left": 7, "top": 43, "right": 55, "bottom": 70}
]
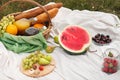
[{"left": 20, "top": 58, "right": 55, "bottom": 78}]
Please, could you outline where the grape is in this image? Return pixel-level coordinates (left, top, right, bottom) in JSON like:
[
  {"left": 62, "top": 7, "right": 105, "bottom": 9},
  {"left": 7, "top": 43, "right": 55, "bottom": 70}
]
[
  {"left": 0, "top": 26, "right": 2, "bottom": 29},
  {"left": 38, "top": 53, "right": 43, "bottom": 58},
  {"left": 22, "top": 59, "right": 33, "bottom": 70},
  {"left": 0, "top": 15, "right": 15, "bottom": 35},
  {"left": 27, "top": 54, "right": 34, "bottom": 59},
  {"left": 23, "top": 65, "right": 29, "bottom": 70},
  {"left": 31, "top": 57, "right": 35, "bottom": 61},
  {"left": 3, "top": 26, "right": 7, "bottom": 30},
  {"left": 34, "top": 57, "right": 38, "bottom": 62},
  {"left": 8, "top": 22, "right": 12, "bottom": 25},
  {"left": 1, "top": 30, "right": 5, "bottom": 33},
  {"left": 0, "top": 23, "right": 4, "bottom": 26},
  {"left": 22, "top": 51, "right": 52, "bottom": 70},
  {"left": 29, "top": 62, "right": 33, "bottom": 67},
  {"left": 26, "top": 58, "right": 29, "bottom": 62},
  {"left": 25, "top": 61, "right": 29, "bottom": 65},
  {"left": 22, "top": 59, "right": 26, "bottom": 64}
]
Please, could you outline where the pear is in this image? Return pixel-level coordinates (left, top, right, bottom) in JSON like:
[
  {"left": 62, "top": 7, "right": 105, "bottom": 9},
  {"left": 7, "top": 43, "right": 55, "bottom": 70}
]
[
  {"left": 54, "top": 36, "right": 59, "bottom": 44},
  {"left": 45, "top": 46, "right": 55, "bottom": 53},
  {"left": 44, "top": 55, "right": 52, "bottom": 62},
  {"left": 37, "top": 53, "right": 44, "bottom": 58},
  {"left": 39, "top": 58, "right": 50, "bottom": 65}
]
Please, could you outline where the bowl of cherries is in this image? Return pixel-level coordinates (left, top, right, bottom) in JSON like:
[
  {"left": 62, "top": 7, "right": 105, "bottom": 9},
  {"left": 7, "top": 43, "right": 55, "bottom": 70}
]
[
  {"left": 92, "top": 33, "right": 112, "bottom": 46},
  {"left": 102, "top": 48, "right": 120, "bottom": 74}
]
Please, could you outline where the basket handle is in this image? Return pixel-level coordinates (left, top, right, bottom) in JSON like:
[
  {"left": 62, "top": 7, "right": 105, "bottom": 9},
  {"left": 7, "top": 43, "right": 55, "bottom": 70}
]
[{"left": 0, "top": 0, "right": 52, "bottom": 24}]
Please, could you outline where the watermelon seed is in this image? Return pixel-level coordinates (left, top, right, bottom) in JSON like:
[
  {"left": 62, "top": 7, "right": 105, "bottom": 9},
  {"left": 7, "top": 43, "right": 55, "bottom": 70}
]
[
  {"left": 62, "top": 36, "right": 67, "bottom": 41},
  {"left": 71, "top": 28, "right": 75, "bottom": 32}
]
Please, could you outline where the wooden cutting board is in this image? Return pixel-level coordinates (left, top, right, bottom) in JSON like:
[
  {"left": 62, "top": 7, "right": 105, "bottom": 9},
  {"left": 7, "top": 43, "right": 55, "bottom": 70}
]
[{"left": 20, "top": 58, "right": 55, "bottom": 78}]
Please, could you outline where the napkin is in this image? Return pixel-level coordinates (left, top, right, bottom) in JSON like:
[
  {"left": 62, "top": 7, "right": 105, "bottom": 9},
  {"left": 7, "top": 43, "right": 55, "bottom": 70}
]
[{"left": 0, "top": 32, "right": 47, "bottom": 53}]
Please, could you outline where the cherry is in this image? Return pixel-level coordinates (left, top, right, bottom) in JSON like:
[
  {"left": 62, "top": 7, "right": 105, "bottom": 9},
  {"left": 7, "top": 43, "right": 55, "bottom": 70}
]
[
  {"left": 39, "top": 66, "right": 44, "bottom": 71},
  {"left": 92, "top": 33, "right": 112, "bottom": 45}
]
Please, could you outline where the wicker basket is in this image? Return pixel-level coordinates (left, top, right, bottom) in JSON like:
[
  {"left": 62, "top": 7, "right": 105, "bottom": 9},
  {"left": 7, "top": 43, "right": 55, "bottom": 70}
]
[
  {"left": 0, "top": 0, "right": 53, "bottom": 39},
  {"left": 0, "top": 0, "right": 54, "bottom": 53}
]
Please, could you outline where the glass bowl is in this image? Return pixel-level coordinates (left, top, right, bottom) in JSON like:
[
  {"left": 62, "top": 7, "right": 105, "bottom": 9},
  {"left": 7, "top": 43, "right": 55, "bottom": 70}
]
[
  {"left": 101, "top": 48, "right": 120, "bottom": 74},
  {"left": 104, "top": 48, "right": 120, "bottom": 58}
]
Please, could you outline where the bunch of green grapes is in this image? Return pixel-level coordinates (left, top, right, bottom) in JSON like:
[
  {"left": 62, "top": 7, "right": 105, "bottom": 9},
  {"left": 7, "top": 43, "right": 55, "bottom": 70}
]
[
  {"left": 22, "top": 52, "right": 52, "bottom": 70},
  {"left": 0, "top": 15, "right": 15, "bottom": 36}
]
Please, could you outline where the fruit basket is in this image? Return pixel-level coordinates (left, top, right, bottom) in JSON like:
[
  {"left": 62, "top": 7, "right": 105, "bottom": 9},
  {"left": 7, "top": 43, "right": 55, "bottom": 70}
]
[{"left": 0, "top": 0, "right": 62, "bottom": 53}]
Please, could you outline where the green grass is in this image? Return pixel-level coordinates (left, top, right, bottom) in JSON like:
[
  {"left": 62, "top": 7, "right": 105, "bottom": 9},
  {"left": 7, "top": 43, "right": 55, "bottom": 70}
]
[
  {"left": 0, "top": 0, "right": 120, "bottom": 18},
  {"left": 55, "top": 0, "right": 120, "bottom": 18}
]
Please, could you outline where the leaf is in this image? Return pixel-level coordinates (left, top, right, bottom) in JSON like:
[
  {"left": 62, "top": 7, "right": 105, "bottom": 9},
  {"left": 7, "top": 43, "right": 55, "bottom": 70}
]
[{"left": 108, "top": 52, "right": 113, "bottom": 57}]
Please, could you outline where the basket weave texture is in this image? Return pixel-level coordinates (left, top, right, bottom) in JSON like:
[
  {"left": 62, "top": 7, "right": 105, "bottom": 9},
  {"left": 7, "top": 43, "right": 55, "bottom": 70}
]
[{"left": 0, "top": 0, "right": 53, "bottom": 53}]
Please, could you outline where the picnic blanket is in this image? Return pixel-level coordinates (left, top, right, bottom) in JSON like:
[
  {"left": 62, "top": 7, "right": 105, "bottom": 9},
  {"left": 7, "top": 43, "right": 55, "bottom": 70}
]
[{"left": 0, "top": 6, "right": 120, "bottom": 80}]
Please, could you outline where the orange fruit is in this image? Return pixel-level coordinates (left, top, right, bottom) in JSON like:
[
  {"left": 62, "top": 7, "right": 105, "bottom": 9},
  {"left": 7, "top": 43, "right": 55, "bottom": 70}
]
[
  {"left": 33, "top": 23, "right": 44, "bottom": 29},
  {"left": 6, "top": 24, "right": 18, "bottom": 35}
]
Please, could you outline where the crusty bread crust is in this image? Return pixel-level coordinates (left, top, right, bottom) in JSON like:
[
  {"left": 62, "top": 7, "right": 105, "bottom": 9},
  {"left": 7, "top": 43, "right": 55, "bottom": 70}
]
[{"left": 15, "top": 3, "right": 63, "bottom": 20}]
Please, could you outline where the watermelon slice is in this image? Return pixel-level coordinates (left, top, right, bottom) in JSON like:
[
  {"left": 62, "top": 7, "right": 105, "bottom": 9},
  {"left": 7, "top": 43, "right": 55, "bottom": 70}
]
[{"left": 58, "top": 25, "right": 91, "bottom": 54}]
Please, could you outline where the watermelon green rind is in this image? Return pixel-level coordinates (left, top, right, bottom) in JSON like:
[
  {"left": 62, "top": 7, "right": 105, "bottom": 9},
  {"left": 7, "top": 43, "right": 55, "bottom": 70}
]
[
  {"left": 58, "top": 25, "right": 91, "bottom": 54},
  {"left": 64, "top": 47, "right": 88, "bottom": 55}
]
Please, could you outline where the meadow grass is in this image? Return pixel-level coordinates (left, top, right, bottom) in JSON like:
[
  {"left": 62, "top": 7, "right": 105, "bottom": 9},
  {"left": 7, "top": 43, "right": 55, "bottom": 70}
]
[{"left": 0, "top": 0, "right": 120, "bottom": 18}]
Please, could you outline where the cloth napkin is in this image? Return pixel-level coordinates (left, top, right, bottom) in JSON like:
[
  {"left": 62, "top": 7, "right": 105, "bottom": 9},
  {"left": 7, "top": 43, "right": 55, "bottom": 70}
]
[
  {"left": 0, "top": 6, "right": 120, "bottom": 80},
  {"left": 0, "top": 32, "right": 47, "bottom": 53}
]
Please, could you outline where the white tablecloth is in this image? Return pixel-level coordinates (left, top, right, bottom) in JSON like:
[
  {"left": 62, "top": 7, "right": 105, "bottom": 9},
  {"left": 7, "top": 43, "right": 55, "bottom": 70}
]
[{"left": 0, "top": 7, "right": 120, "bottom": 80}]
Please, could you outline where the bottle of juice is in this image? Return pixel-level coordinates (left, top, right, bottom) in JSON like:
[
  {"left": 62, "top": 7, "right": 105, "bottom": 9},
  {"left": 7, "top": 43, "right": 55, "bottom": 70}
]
[{"left": 14, "top": 18, "right": 31, "bottom": 34}]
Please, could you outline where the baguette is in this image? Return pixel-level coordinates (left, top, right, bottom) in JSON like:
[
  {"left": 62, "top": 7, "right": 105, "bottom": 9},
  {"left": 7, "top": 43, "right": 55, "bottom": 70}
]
[
  {"left": 35, "top": 8, "right": 58, "bottom": 23},
  {"left": 15, "top": 3, "right": 63, "bottom": 20}
]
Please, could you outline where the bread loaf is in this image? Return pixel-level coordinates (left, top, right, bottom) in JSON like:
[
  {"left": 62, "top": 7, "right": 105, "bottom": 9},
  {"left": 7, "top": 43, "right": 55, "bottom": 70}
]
[
  {"left": 15, "top": 3, "right": 63, "bottom": 20},
  {"left": 35, "top": 8, "right": 58, "bottom": 23}
]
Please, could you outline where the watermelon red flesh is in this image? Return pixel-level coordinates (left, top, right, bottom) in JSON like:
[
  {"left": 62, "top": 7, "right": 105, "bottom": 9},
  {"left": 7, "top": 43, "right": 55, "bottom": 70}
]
[{"left": 60, "top": 26, "right": 90, "bottom": 50}]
